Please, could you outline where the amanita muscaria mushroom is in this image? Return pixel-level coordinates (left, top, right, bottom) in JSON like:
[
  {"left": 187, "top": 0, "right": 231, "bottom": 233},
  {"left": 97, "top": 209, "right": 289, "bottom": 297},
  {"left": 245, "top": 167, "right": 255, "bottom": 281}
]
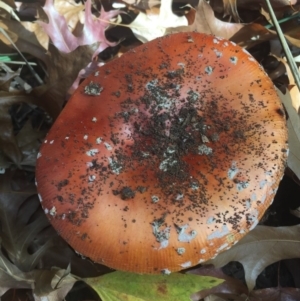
[{"left": 36, "top": 32, "right": 288, "bottom": 274}]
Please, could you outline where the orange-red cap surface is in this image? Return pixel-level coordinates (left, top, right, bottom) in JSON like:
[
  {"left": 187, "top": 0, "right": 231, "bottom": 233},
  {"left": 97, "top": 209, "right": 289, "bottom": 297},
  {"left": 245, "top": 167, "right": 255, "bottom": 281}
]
[{"left": 36, "top": 32, "right": 288, "bottom": 274}]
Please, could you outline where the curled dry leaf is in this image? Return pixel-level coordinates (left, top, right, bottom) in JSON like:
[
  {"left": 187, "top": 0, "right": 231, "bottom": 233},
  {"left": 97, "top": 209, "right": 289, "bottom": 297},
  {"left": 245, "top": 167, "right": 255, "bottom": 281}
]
[
  {"left": 0, "top": 251, "right": 77, "bottom": 300},
  {"left": 206, "top": 224, "right": 300, "bottom": 291},
  {"left": 33, "top": 265, "right": 77, "bottom": 298},
  {"left": 0, "top": 245, "right": 33, "bottom": 297},
  {"left": 0, "top": 191, "right": 54, "bottom": 272}
]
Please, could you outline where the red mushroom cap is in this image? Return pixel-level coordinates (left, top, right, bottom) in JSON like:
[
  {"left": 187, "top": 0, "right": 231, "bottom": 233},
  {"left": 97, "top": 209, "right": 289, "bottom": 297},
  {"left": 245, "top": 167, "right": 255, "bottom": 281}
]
[{"left": 36, "top": 32, "right": 288, "bottom": 274}]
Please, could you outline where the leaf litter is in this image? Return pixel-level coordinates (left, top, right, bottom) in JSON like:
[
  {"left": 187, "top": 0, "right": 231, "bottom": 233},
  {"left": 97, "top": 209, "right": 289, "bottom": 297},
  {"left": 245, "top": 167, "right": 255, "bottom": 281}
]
[{"left": 0, "top": 0, "right": 300, "bottom": 300}]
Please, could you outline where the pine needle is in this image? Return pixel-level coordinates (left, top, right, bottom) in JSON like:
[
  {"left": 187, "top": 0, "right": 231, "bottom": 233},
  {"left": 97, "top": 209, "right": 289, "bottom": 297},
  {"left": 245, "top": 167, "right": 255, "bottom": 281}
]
[{"left": 264, "top": 0, "right": 300, "bottom": 91}]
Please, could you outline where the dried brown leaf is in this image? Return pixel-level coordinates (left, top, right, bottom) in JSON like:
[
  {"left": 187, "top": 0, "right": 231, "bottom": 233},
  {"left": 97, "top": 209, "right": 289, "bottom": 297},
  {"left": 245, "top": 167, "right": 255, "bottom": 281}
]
[
  {"left": 231, "top": 22, "right": 300, "bottom": 49},
  {"left": 0, "top": 91, "right": 52, "bottom": 168},
  {"left": 189, "top": 265, "right": 248, "bottom": 301},
  {"left": 280, "top": 58, "right": 300, "bottom": 112},
  {"left": 222, "top": 0, "right": 239, "bottom": 20},
  {"left": 33, "top": 266, "right": 77, "bottom": 298},
  {"left": 203, "top": 287, "right": 300, "bottom": 301},
  {"left": 211, "top": 0, "right": 297, "bottom": 15},
  {"left": 16, "top": 119, "right": 47, "bottom": 167},
  {"left": 250, "top": 287, "right": 300, "bottom": 301},
  {"left": 168, "top": 0, "right": 243, "bottom": 40},
  {"left": 50, "top": 0, "right": 84, "bottom": 31},
  {"left": 37, "top": 45, "right": 95, "bottom": 113},
  {"left": 279, "top": 89, "right": 300, "bottom": 181},
  {"left": 0, "top": 103, "right": 22, "bottom": 166},
  {"left": 0, "top": 191, "right": 54, "bottom": 272},
  {"left": 290, "top": 207, "right": 300, "bottom": 218},
  {"left": 0, "top": 248, "right": 77, "bottom": 300},
  {"left": 0, "top": 1, "right": 19, "bottom": 21},
  {"left": 0, "top": 19, "right": 50, "bottom": 64},
  {"left": 129, "top": 0, "right": 188, "bottom": 42},
  {"left": 204, "top": 294, "right": 247, "bottom": 301},
  {"left": 0, "top": 247, "right": 33, "bottom": 297},
  {"left": 21, "top": 21, "right": 50, "bottom": 51},
  {"left": 230, "top": 23, "right": 275, "bottom": 48},
  {"left": 122, "top": 0, "right": 160, "bottom": 10},
  {"left": 1, "top": 0, "right": 16, "bottom": 9},
  {"left": 206, "top": 225, "right": 300, "bottom": 290}
]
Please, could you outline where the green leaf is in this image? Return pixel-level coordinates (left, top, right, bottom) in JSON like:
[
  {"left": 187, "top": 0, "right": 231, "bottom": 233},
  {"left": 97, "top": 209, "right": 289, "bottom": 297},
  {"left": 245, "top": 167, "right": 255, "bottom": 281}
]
[{"left": 84, "top": 271, "right": 223, "bottom": 301}]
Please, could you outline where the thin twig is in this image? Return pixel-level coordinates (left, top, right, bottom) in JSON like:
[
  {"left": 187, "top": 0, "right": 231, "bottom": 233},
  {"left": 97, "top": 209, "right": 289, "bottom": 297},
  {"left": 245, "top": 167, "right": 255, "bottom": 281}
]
[{"left": 264, "top": 0, "right": 300, "bottom": 91}]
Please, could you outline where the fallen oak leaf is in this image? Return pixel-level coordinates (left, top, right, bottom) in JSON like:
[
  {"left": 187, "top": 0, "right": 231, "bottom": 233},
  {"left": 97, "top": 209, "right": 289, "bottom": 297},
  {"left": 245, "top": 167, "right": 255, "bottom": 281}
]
[
  {"left": 206, "top": 224, "right": 300, "bottom": 291},
  {"left": 279, "top": 89, "right": 300, "bottom": 181},
  {"left": 33, "top": 265, "right": 78, "bottom": 298},
  {"left": 167, "top": 0, "right": 243, "bottom": 40},
  {"left": 39, "top": 0, "right": 120, "bottom": 57},
  {"left": 278, "top": 57, "right": 300, "bottom": 112},
  {"left": 49, "top": 0, "right": 85, "bottom": 32},
  {"left": 249, "top": 287, "right": 300, "bottom": 301},
  {"left": 188, "top": 265, "right": 248, "bottom": 301}
]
